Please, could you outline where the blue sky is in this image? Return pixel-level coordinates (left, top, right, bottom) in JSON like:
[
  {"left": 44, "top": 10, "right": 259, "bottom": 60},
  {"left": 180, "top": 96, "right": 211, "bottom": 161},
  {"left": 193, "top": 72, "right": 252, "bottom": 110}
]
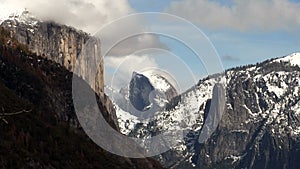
[
  {"left": 100, "top": 0, "right": 300, "bottom": 90},
  {"left": 128, "top": 0, "right": 300, "bottom": 69}
]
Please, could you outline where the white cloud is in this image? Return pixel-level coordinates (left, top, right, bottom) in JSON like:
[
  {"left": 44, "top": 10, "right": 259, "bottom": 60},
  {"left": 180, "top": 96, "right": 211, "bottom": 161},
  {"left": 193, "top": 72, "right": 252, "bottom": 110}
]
[
  {"left": 101, "top": 32, "right": 169, "bottom": 56},
  {"left": 166, "top": 0, "right": 300, "bottom": 31},
  {"left": 104, "top": 55, "right": 158, "bottom": 89},
  {"left": 0, "top": 0, "right": 134, "bottom": 33},
  {"left": 0, "top": 0, "right": 168, "bottom": 56}
]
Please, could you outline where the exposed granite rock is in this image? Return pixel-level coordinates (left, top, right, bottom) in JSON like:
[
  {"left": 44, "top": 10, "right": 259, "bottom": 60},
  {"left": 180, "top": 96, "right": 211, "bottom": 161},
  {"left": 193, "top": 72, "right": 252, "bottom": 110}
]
[
  {"left": 189, "top": 61, "right": 300, "bottom": 169},
  {"left": 0, "top": 27, "right": 165, "bottom": 169},
  {"left": 129, "top": 72, "right": 154, "bottom": 111},
  {"left": 1, "top": 16, "right": 104, "bottom": 98},
  {"left": 0, "top": 13, "right": 115, "bottom": 127}
]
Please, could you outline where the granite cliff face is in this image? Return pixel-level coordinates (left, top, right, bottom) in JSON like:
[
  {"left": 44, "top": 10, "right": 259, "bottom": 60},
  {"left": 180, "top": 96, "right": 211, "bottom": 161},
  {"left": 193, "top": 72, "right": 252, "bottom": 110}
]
[
  {"left": 0, "top": 21, "right": 164, "bottom": 169},
  {"left": 129, "top": 72, "right": 155, "bottom": 112},
  {"left": 1, "top": 11, "right": 104, "bottom": 97}
]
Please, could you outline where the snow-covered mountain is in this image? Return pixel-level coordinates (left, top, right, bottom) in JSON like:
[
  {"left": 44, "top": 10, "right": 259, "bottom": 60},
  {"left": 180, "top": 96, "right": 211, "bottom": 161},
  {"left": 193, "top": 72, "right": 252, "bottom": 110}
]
[
  {"left": 105, "top": 71, "right": 178, "bottom": 134},
  {"left": 115, "top": 53, "right": 300, "bottom": 169},
  {"left": 273, "top": 53, "right": 300, "bottom": 67}
]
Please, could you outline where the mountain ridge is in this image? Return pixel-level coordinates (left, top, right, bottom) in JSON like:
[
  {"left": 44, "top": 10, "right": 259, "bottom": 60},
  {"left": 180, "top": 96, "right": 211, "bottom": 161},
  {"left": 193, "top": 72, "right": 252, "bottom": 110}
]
[{"left": 120, "top": 52, "right": 300, "bottom": 169}]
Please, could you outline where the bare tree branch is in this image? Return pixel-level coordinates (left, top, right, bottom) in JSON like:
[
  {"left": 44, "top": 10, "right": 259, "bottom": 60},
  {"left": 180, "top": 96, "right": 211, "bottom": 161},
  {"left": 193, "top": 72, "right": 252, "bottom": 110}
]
[
  {"left": 0, "top": 108, "right": 32, "bottom": 124},
  {"left": 0, "top": 109, "right": 32, "bottom": 116},
  {"left": 0, "top": 117, "right": 8, "bottom": 124}
]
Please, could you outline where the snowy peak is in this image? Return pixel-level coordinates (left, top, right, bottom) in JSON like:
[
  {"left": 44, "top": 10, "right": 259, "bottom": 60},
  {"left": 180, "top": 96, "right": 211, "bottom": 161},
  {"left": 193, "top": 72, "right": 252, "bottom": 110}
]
[
  {"left": 142, "top": 72, "right": 172, "bottom": 92},
  {"left": 13, "top": 10, "right": 39, "bottom": 26},
  {"left": 273, "top": 53, "right": 300, "bottom": 67},
  {"left": 1, "top": 9, "right": 39, "bottom": 34},
  {"left": 0, "top": 6, "right": 22, "bottom": 24},
  {"left": 142, "top": 71, "right": 178, "bottom": 102},
  {"left": 131, "top": 71, "right": 144, "bottom": 79},
  {"left": 1, "top": 9, "right": 39, "bottom": 26},
  {"left": 128, "top": 71, "right": 178, "bottom": 112}
]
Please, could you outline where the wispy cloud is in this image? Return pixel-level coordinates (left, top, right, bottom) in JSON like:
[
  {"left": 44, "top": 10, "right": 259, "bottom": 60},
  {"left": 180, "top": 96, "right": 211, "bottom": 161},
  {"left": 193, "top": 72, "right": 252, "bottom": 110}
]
[
  {"left": 166, "top": 0, "right": 300, "bottom": 32},
  {"left": 222, "top": 55, "right": 240, "bottom": 62},
  {"left": 105, "top": 54, "right": 158, "bottom": 89}
]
